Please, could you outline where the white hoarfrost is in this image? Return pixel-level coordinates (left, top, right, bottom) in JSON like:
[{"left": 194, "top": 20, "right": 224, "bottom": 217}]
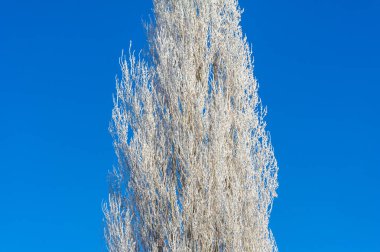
[{"left": 104, "top": 0, "right": 278, "bottom": 251}]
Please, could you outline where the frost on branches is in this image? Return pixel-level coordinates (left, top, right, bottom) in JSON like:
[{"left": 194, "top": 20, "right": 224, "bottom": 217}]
[{"left": 103, "top": 0, "right": 279, "bottom": 251}]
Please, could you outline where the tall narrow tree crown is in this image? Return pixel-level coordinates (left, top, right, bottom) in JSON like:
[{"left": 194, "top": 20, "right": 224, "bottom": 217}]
[{"left": 104, "top": 0, "right": 278, "bottom": 251}]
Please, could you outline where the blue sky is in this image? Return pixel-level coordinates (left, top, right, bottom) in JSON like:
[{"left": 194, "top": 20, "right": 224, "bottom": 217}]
[{"left": 0, "top": 0, "right": 379, "bottom": 251}]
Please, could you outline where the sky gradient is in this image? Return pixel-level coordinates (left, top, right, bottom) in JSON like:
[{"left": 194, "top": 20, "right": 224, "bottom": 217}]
[{"left": 1, "top": 0, "right": 379, "bottom": 251}]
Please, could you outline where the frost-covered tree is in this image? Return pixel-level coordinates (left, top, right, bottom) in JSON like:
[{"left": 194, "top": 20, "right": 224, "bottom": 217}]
[{"left": 104, "top": 0, "right": 278, "bottom": 251}]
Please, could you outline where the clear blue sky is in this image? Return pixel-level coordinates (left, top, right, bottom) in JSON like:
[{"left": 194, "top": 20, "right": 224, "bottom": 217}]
[{"left": 1, "top": 0, "right": 379, "bottom": 251}]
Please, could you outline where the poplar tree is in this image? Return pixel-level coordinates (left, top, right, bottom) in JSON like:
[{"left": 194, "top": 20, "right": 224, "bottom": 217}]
[{"left": 104, "top": 0, "right": 279, "bottom": 251}]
